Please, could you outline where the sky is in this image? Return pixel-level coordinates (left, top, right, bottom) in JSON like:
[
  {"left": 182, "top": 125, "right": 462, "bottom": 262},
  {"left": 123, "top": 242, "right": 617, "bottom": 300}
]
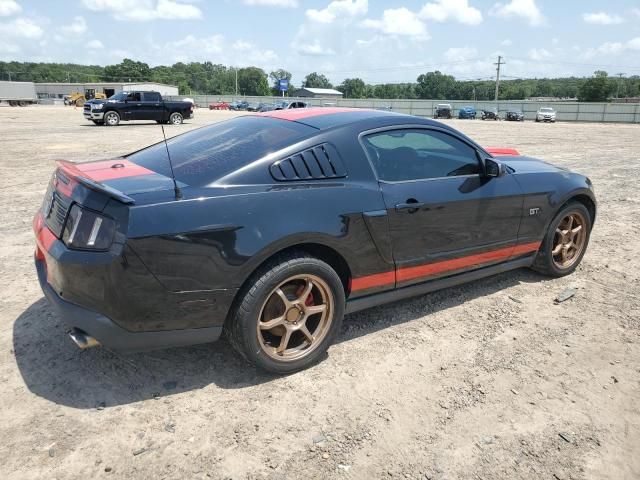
[{"left": 1, "top": 0, "right": 640, "bottom": 85}]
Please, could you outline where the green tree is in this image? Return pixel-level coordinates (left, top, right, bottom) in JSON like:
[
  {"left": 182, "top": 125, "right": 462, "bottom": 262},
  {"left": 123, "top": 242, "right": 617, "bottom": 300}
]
[
  {"left": 302, "top": 72, "right": 332, "bottom": 89},
  {"left": 237, "top": 67, "right": 270, "bottom": 96},
  {"left": 338, "top": 78, "right": 366, "bottom": 98},
  {"left": 415, "top": 71, "right": 456, "bottom": 99},
  {"left": 104, "top": 58, "right": 151, "bottom": 82},
  {"left": 578, "top": 71, "right": 614, "bottom": 102}
]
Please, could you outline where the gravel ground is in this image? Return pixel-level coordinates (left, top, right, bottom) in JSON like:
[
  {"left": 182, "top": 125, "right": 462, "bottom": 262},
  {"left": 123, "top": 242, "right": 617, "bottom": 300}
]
[{"left": 0, "top": 105, "right": 638, "bottom": 480}]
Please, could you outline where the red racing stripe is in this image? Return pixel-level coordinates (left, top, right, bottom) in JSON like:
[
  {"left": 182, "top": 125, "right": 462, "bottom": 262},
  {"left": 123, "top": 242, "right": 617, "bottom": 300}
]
[
  {"left": 351, "top": 242, "right": 541, "bottom": 292},
  {"left": 258, "top": 107, "right": 369, "bottom": 122},
  {"left": 58, "top": 159, "right": 154, "bottom": 183},
  {"left": 485, "top": 147, "right": 520, "bottom": 156}
]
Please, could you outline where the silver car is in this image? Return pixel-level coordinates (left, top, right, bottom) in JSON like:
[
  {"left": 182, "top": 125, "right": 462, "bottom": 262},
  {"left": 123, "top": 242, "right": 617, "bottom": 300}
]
[{"left": 536, "top": 107, "right": 557, "bottom": 123}]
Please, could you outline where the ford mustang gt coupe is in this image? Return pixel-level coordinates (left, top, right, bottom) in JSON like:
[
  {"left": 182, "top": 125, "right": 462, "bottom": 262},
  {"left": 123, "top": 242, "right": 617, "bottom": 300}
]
[{"left": 33, "top": 108, "right": 596, "bottom": 373}]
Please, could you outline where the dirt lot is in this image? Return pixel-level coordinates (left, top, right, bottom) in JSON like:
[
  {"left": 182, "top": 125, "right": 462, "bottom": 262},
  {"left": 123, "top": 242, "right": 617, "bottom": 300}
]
[{"left": 0, "top": 105, "right": 638, "bottom": 480}]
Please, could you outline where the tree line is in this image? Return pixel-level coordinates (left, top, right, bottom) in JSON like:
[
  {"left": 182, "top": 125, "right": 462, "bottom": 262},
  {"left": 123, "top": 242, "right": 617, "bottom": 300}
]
[{"left": 1, "top": 59, "right": 638, "bottom": 102}]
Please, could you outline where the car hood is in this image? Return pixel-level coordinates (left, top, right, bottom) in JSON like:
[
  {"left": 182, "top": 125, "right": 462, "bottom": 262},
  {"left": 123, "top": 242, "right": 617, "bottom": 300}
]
[{"left": 499, "top": 155, "right": 566, "bottom": 174}]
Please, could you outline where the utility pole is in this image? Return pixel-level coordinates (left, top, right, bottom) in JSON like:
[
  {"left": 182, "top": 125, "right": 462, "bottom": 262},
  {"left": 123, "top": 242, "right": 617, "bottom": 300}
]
[
  {"left": 615, "top": 73, "right": 625, "bottom": 99},
  {"left": 235, "top": 68, "right": 238, "bottom": 96},
  {"left": 494, "top": 55, "right": 505, "bottom": 109},
  {"left": 7, "top": 71, "right": 11, "bottom": 81}
]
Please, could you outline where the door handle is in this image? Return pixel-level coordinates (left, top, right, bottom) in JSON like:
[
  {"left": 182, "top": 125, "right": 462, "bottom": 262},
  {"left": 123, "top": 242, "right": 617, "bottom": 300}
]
[{"left": 395, "top": 200, "right": 425, "bottom": 212}]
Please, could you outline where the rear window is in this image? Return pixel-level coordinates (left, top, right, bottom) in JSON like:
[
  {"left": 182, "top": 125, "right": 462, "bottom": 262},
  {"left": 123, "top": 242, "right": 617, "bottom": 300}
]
[{"left": 127, "top": 116, "right": 315, "bottom": 186}]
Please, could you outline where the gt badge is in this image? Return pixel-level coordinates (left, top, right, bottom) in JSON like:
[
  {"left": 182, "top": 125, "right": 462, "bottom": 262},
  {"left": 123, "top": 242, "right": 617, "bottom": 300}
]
[{"left": 529, "top": 208, "right": 540, "bottom": 216}]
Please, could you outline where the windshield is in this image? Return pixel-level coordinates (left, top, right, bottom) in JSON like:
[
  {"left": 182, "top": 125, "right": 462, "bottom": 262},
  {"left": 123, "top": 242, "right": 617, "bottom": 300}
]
[
  {"left": 127, "top": 116, "right": 316, "bottom": 186},
  {"left": 108, "top": 91, "right": 127, "bottom": 101}
]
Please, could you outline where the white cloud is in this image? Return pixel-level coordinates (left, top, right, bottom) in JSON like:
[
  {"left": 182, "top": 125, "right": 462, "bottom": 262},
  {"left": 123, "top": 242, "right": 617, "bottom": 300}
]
[
  {"left": 528, "top": 47, "right": 552, "bottom": 60},
  {"left": 491, "top": 0, "right": 544, "bottom": 27},
  {"left": 306, "top": 0, "right": 367, "bottom": 24},
  {"left": 87, "top": 39, "right": 104, "bottom": 49},
  {"left": 81, "top": 0, "right": 202, "bottom": 21},
  {"left": 581, "top": 37, "right": 640, "bottom": 59},
  {"left": 633, "top": 8, "right": 640, "bottom": 19},
  {"left": 444, "top": 46, "right": 478, "bottom": 62},
  {"left": 501, "top": 38, "right": 512, "bottom": 46},
  {"left": 582, "top": 12, "right": 624, "bottom": 25},
  {"left": 0, "top": 17, "right": 43, "bottom": 39},
  {"left": 296, "top": 41, "right": 336, "bottom": 56},
  {"left": 419, "top": 0, "right": 482, "bottom": 26},
  {"left": 361, "top": 7, "right": 428, "bottom": 39},
  {"left": 232, "top": 40, "right": 252, "bottom": 51},
  {"left": 0, "top": 40, "right": 19, "bottom": 53},
  {"left": 0, "top": 0, "right": 20, "bottom": 16},
  {"left": 61, "top": 16, "right": 88, "bottom": 35},
  {"left": 243, "top": 0, "right": 298, "bottom": 7}
]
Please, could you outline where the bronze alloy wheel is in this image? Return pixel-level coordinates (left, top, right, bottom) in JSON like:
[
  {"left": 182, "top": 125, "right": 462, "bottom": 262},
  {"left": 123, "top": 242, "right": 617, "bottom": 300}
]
[
  {"left": 551, "top": 211, "right": 587, "bottom": 269},
  {"left": 257, "top": 274, "right": 334, "bottom": 362}
]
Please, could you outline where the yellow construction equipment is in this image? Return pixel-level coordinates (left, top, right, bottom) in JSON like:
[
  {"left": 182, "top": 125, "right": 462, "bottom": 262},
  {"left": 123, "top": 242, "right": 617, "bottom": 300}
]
[{"left": 66, "top": 91, "right": 107, "bottom": 107}]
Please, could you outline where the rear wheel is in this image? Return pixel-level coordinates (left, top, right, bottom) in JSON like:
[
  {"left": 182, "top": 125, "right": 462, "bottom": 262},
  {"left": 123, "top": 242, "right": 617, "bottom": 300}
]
[
  {"left": 227, "top": 254, "right": 345, "bottom": 374},
  {"left": 532, "top": 202, "right": 591, "bottom": 277},
  {"left": 104, "top": 111, "right": 120, "bottom": 126},
  {"left": 169, "top": 112, "right": 183, "bottom": 125}
]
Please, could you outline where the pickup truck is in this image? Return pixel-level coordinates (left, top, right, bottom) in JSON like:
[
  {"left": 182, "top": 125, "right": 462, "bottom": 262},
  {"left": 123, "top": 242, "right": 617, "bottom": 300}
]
[{"left": 83, "top": 91, "right": 193, "bottom": 126}]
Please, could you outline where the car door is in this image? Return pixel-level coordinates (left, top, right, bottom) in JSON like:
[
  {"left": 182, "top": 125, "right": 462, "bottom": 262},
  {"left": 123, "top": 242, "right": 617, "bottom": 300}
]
[
  {"left": 361, "top": 126, "right": 525, "bottom": 288},
  {"left": 122, "top": 91, "right": 141, "bottom": 120},
  {"left": 139, "top": 92, "right": 163, "bottom": 121}
]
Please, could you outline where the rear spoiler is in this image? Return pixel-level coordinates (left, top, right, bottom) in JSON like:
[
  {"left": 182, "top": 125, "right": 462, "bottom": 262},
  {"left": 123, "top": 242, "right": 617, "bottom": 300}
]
[
  {"left": 56, "top": 160, "right": 135, "bottom": 204},
  {"left": 485, "top": 147, "right": 520, "bottom": 156}
]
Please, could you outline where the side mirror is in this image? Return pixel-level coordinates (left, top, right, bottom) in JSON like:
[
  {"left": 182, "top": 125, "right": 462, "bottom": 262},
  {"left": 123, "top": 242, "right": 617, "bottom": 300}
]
[{"left": 484, "top": 158, "right": 506, "bottom": 178}]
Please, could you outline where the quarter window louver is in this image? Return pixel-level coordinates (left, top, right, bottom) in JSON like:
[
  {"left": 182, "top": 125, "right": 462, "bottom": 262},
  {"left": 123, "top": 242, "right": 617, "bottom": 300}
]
[{"left": 270, "top": 144, "right": 347, "bottom": 181}]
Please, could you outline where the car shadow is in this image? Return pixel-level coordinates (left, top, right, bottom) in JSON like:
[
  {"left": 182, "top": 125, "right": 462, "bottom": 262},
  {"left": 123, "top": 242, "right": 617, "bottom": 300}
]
[{"left": 13, "top": 268, "right": 546, "bottom": 409}]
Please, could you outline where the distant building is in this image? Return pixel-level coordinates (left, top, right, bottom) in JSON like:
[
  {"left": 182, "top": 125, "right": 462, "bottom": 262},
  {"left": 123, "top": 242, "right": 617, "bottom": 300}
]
[
  {"left": 35, "top": 82, "right": 179, "bottom": 101},
  {"left": 295, "top": 87, "right": 344, "bottom": 99}
]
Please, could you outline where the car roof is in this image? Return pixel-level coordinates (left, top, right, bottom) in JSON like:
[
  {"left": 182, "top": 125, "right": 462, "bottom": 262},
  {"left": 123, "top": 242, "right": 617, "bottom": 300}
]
[{"left": 257, "top": 107, "right": 437, "bottom": 130}]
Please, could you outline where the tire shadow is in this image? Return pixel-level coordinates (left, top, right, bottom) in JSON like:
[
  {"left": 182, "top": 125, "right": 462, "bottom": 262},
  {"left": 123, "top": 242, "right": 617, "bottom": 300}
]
[{"left": 13, "top": 268, "right": 547, "bottom": 409}]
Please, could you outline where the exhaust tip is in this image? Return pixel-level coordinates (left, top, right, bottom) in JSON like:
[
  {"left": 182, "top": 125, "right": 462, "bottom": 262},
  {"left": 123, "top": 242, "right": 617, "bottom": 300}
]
[{"left": 68, "top": 328, "right": 101, "bottom": 349}]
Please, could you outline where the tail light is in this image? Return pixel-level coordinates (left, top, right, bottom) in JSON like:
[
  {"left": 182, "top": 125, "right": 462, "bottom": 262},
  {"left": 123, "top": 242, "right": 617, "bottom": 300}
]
[{"left": 62, "top": 204, "right": 115, "bottom": 250}]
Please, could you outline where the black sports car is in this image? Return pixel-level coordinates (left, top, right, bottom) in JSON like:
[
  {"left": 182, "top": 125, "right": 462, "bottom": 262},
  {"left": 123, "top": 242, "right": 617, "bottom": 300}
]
[
  {"left": 34, "top": 108, "right": 596, "bottom": 373},
  {"left": 481, "top": 108, "right": 499, "bottom": 120},
  {"left": 505, "top": 110, "right": 525, "bottom": 122}
]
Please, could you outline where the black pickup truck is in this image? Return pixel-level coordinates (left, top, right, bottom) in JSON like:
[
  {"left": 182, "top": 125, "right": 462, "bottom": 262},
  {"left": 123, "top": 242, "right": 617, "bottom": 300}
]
[{"left": 83, "top": 91, "right": 193, "bottom": 126}]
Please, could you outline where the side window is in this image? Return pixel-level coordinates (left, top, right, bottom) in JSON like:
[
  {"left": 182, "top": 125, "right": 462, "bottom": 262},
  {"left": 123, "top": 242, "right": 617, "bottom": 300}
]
[
  {"left": 362, "top": 129, "right": 481, "bottom": 182},
  {"left": 127, "top": 92, "right": 141, "bottom": 101},
  {"left": 144, "top": 92, "right": 160, "bottom": 102}
]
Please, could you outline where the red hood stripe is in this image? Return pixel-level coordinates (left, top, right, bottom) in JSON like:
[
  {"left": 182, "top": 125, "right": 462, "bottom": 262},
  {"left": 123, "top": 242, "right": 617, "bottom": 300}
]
[
  {"left": 486, "top": 147, "right": 520, "bottom": 156},
  {"left": 258, "top": 107, "right": 370, "bottom": 121}
]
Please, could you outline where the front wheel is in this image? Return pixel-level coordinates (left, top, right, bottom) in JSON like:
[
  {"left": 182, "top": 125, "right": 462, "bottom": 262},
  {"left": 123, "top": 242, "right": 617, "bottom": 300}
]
[
  {"left": 104, "top": 111, "right": 120, "bottom": 126},
  {"left": 532, "top": 202, "right": 592, "bottom": 277},
  {"left": 227, "top": 254, "right": 345, "bottom": 374},
  {"left": 169, "top": 112, "right": 183, "bottom": 125}
]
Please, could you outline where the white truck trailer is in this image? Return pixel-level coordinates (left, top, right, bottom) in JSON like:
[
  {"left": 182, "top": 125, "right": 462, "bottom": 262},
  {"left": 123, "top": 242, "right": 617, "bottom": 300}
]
[{"left": 0, "top": 81, "right": 38, "bottom": 106}]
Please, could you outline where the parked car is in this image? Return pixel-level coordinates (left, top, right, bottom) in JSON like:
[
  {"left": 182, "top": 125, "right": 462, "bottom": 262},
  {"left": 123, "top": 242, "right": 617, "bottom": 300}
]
[
  {"left": 505, "top": 110, "right": 525, "bottom": 122},
  {"left": 274, "top": 101, "right": 308, "bottom": 110},
  {"left": 246, "top": 102, "right": 261, "bottom": 112},
  {"left": 481, "top": 108, "right": 499, "bottom": 121},
  {"left": 258, "top": 103, "right": 277, "bottom": 112},
  {"left": 230, "top": 100, "right": 249, "bottom": 111},
  {"left": 536, "top": 107, "right": 557, "bottom": 123},
  {"left": 34, "top": 107, "right": 596, "bottom": 373},
  {"left": 209, "top": 101, "right": 229, "bottom": 110},
  {"left": 83, "top": 91, "right": 193, "bottom": 126},
  {"left": 458, "top": 106, "right": 476, "bottom": 119},
  {"left": 434, "top": 103, "right": 452, "bottom": 119}
]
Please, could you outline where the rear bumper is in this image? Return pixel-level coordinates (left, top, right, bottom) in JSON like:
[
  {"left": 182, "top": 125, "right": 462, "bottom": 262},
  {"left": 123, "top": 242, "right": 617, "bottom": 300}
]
[{"left": 36, "top": 257, "right": 223, "bottom": 351}]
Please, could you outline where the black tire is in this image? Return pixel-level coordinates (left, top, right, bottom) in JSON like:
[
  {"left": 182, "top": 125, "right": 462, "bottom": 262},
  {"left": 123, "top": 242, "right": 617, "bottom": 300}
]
[
  {"left": 104, "top": 111, "right": 120, "bottom": 126},
  {"left": 156, "top": 120, "right": 164, "bottom": 124},
  {"left": 169, "top": 112, "right": 183, "bottom": 125},
  {"left": 531, "top": 202, "right": 592, "bottom": 277},
  {"left": 227, "top": 253, "right": 345, "bottom": 374}
]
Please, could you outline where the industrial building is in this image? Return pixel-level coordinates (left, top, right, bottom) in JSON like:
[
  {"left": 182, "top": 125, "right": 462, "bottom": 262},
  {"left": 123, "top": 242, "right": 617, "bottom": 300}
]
[
  {"left": 35, "top": 82, "right": 179, "bottom": 103},
  {"left": 295, "top": 87, "right": 344, "bottom": 99}
]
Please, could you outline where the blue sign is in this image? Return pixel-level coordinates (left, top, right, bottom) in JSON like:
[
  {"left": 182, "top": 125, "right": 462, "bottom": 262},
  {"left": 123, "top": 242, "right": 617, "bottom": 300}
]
[{"left": 278, "top": 79, "right": 289, "bottom": 92}]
